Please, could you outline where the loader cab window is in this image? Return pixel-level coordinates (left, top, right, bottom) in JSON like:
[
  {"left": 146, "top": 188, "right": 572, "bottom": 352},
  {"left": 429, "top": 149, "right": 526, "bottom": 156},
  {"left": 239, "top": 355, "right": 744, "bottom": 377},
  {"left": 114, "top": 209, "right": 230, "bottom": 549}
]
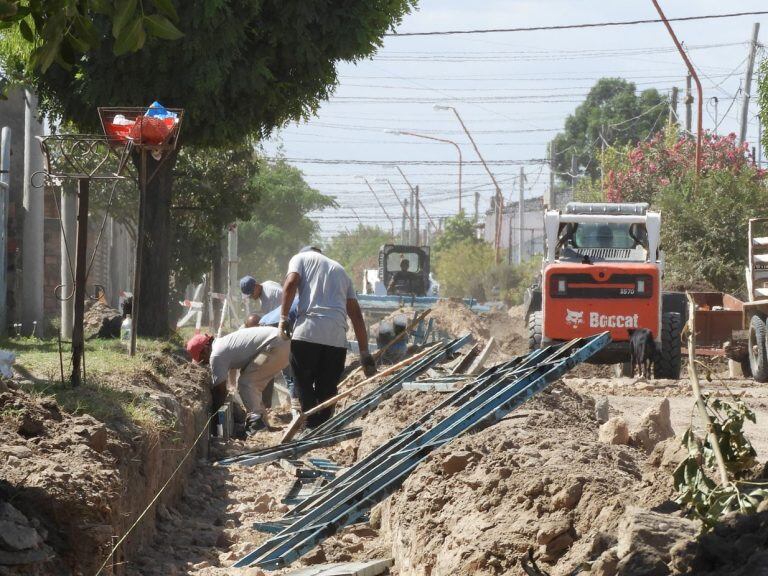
[
  {"left": 386, "top": 252, "right": 421, "bottom": 273},
  {"left": 570, "top": 223, "right": 637, "bottom": 250}
]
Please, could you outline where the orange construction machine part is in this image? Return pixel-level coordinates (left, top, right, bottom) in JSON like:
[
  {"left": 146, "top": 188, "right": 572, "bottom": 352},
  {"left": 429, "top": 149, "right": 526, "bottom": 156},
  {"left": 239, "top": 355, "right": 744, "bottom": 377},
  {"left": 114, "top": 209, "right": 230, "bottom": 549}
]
[{"left": 543, "top": 262, "right": 660, "bottom": 343}]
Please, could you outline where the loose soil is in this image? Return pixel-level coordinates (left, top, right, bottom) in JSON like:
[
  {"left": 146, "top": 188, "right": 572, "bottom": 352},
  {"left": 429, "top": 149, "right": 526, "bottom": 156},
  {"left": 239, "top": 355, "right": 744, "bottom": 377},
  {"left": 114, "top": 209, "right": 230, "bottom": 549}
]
[
  {"left": 1, "top": 346, "right": 210, "bottom": 576},
  {"left": 9, "top": 301, "right": 768, "bottom": 576}
]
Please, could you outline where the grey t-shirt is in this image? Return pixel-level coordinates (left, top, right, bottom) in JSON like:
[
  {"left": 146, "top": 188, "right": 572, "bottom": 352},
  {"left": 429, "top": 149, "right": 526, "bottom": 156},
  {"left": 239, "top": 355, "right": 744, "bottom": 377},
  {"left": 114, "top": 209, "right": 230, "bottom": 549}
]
[
  {"left": 260, "top": 280, "right": 283, "bottom": 312},
  {"left": 287, "top": 251, "right": 356, "bottom": 349},
  {"left": 209, "top": 326, "right": 282, "bottom": 387}
]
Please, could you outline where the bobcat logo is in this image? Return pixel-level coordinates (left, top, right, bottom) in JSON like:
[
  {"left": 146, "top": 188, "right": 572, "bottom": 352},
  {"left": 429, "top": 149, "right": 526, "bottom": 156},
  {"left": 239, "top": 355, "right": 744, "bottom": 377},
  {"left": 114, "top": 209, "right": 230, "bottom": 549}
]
[{"left": 565, "top": 309, "right": 584, "bottom": 328}]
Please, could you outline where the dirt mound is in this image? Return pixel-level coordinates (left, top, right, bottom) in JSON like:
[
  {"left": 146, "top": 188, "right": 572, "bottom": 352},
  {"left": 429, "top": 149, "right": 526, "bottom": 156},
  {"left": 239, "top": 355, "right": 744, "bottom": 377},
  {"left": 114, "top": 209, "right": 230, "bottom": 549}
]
[
  {"left": 380, "top": 384, "right": 674, "bottom": 576},
  {"left": 0, "top": 386, "right": 125, "bottom": 573},
  {"left": 1, "top": 350, "right": 210, "bottom": 575},
  {"left": 671, "top": 509, "right": 768, "bottom": 575},
  {"left": 357, "top": 390, "right": 447, "bottom": 458},
  {"left": 429, "top": 299, "right": 490, "bottom": 343}
]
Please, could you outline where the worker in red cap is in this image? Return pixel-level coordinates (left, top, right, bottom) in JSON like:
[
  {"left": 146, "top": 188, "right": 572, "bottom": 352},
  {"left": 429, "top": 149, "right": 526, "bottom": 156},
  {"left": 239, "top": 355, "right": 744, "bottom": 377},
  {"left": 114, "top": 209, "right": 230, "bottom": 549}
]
[{"left": 186, "top": 326, "right": 289, "bottom": 436}]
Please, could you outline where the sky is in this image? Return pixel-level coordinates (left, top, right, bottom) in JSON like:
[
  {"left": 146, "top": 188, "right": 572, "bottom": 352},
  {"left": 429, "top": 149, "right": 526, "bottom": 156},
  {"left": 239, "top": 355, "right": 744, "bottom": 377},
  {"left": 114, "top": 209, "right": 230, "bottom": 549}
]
[{"left": 261, "top": 1, "right": 768, "bottom": 242}]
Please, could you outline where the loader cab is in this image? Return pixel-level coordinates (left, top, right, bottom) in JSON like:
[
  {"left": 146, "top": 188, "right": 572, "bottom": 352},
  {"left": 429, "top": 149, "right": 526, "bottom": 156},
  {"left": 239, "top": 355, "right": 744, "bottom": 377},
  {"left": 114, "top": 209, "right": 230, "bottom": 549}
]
[
  {"left": 526, "top": 202, "right": 681, "bottom": 378},
  {"left": 379, "top": 244, "right": 431, "bottom": 297}
]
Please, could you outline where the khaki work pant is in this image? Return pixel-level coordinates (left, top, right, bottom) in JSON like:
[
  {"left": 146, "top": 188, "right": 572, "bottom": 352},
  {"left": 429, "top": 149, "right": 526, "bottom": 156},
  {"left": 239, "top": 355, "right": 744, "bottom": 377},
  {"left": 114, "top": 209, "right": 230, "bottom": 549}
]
[{"left": 230, "top": 339, "right": 290, "bottom": 421}]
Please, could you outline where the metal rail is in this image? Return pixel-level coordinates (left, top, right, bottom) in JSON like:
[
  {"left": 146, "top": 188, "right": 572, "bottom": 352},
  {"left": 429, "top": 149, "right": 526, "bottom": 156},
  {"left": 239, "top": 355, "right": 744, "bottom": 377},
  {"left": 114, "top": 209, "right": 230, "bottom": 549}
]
[
  {"left": 214, "top": 428, "right": 362, "bottom": 467},
  {"left": 235, "top": 333, "right": 610, "bottom": 569},
  {"left": 301, "top": 334, "right": 472, "bottom": 440}
]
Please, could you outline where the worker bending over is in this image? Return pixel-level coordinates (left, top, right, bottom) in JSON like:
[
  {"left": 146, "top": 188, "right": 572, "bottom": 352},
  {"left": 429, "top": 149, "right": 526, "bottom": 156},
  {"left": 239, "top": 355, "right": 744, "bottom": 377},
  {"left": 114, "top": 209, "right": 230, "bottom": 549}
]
[
  {"left": 186, "top": 326, "right": 289, "bottom": 435},
  {"left": 279, "top": 246, "right": 376, "bottom": 428},
  {"left": 240, "top": 275, "right": 283, "bottom": 312}
]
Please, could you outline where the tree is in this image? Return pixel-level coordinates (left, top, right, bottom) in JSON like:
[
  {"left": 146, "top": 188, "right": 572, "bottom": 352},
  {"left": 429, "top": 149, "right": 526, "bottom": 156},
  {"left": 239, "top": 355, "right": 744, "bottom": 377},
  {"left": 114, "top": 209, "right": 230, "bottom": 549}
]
[
  {"left": 13, "top": 0, "right": 416, "bottom": 335},
  {"left": 552, "top": 78, "right": 668, "bottom": 181},
  {"left": 434, "top": 240, "right": 495, "bottom": 300},
  {"left": 171, "top": 144, "right": 260, "bottom": 289},
  {"left": 238, "top": 159, "right": 336, "bottom": 282},
  {"left": 325, "top": 225, "right": 391, "bottom": 286},
  {"left": 431, "top": 211, "right": 480, "bottom": 256},
  {"left": 0, "top": 0, "right": 183, "bottom": 72},
  {"left": 600, "top": 127, "right": 768, "bottom": 293}
]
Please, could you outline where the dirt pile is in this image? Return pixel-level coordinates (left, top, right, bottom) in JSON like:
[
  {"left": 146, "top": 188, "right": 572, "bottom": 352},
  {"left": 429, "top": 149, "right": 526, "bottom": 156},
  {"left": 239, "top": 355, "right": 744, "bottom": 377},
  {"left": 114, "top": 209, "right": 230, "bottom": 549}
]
[
  {"left": 357, "top": 390, "right": 446, "bottom": 458},
  {"left": 379, "top": 384, "right": 676, "bottom": 576},
  {"left": 669, "top": 508, "right": 768, "bottom": 575},
  {"left": 0, "top": 385, "right": 126, "bottom": 574},
  {"left": 0, "top": 352, "right": 210, "bottom": 575}
]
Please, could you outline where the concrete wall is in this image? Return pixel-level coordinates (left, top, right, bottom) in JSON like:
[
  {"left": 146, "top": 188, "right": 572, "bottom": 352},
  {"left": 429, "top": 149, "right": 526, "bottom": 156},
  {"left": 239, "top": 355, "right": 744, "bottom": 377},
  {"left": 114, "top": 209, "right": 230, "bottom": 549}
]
[
  {"left": 0, "top": 88, "right": 36, "bottom": 328},
  {"left": 484, "top": 196, "right": 545, "bottom": 262}
]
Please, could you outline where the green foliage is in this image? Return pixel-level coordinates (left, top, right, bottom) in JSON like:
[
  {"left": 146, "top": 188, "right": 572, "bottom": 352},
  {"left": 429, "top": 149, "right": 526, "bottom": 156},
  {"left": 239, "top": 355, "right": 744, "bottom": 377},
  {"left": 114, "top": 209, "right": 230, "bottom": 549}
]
[
  {"left": 238, "top": 158, "right": 336, "bottom": 282},
  {"left": 171, "top": 144, "right": 260, "bottom": 286},
  {"left": 0, "top": 0, "right": 183, "bottom": 72},
  {"left": 552, "top": 78, "right": 667, "bottom": 181},
  {"left": 434, "top": 239, "right": 495, "bottom": 300},
  {"left": 325, "top": 224, "right": 391, "bottom": 287},
  {"left": 24, "top": 0, "right": 418, "bottom": 147},
  {"left": 431, "top": 211, "right": 480, "bottom": 256},
  {"left": 597, "top": 125, "right": 768, "bottom": 294},
  {"left": 674, "top": 396, "right": 765, "bottom": 530},
  {"left": 490, "top": 259, "right": 541, "bottom": 305},
  {"left": 658, "top": 169, "right": 768, "bottom": 293}
]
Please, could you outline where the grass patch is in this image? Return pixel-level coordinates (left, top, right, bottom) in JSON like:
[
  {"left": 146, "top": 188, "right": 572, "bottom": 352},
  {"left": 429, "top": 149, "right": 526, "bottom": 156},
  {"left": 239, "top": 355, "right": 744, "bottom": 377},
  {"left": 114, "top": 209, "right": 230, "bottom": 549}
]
[{"left": 2, "top": 336, "right": 183, "bottom": 433}]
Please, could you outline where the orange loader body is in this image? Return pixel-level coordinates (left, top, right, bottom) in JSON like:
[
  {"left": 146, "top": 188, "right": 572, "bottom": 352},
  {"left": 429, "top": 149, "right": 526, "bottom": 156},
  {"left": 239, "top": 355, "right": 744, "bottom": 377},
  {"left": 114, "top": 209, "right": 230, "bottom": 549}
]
[{"left": 543, "top": 262, "right": 660, "bottom": 343}]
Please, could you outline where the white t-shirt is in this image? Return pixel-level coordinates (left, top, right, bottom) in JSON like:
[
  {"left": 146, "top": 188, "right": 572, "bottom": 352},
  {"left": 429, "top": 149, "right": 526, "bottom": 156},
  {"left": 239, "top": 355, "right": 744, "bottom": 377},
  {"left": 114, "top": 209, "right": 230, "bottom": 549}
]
[
  {"left": 287, "top": 251, "right": 356, "bottom": 349},
  {"left": 259, "top": 280, "right": 283, "bottom": 312},
  {"left": 209, "top": 327, "right": 282, "bottom": 387}
]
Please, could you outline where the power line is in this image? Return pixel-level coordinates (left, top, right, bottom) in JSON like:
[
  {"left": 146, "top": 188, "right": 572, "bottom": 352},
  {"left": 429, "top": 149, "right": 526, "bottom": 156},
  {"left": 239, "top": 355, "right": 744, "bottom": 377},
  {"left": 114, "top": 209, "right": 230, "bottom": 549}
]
[
  {"left": 385, "top": 11, "right": 768, "bottom": 37},
  {"left": 276, "top": 158, "right": 547, "bottom": 166}
]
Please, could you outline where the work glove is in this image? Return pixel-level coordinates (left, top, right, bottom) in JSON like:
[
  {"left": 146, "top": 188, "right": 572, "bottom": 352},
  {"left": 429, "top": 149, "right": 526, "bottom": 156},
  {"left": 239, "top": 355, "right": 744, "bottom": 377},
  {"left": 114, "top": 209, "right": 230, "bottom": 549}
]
[
  {"left": 361, "top": 351, "right": 377, "bottom": 378},
  {"left": 278, "top": 316, "right": 292, "bottom": 341}
]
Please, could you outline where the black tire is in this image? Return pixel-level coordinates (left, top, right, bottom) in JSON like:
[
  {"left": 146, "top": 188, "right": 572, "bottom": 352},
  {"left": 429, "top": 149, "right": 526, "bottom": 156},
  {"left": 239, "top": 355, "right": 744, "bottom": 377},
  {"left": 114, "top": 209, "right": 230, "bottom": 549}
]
[
  {"left": 748, "top": 314, "right": 768, "bottom": 383},
  {"left": 654, "top": 312, "right": 682, "bottom": 379},
  {"left": 528, "top": 311, "right": 542, "bottom": 352}
]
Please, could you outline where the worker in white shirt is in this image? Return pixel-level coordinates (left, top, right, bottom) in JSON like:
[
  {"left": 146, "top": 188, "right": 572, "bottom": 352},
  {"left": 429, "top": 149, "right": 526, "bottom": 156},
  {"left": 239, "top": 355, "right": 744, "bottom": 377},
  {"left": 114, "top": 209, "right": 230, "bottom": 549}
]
[
  {"left": 240, "top": 275, "right": 283, "bottom": 312},
  {"left": 186, "top": 326, "right": 289, "bottom": 436},
  {"left": 279, "top": 246, "right": 376, "bottom": 428}
]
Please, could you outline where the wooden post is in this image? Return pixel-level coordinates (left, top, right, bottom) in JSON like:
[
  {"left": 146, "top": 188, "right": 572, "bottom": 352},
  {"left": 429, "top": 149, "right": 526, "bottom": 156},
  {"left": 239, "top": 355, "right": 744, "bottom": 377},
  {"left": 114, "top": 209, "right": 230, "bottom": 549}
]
[{"left": 71, "top": 178, "right": 90, "bottom": 386}]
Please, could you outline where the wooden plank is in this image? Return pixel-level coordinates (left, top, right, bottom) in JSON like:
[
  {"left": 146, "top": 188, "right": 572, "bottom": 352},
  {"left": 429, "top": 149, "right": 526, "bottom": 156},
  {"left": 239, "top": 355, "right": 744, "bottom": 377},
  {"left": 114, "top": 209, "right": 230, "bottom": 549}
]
[
  {"left": 467, "top": 337, "right": 496, "bottom": 375},
  {"left": 451, "top": 343, "right": 482, "bottom": 375},
  {"left": 286, "top": 558, "right": 394, "bottom": 576}
]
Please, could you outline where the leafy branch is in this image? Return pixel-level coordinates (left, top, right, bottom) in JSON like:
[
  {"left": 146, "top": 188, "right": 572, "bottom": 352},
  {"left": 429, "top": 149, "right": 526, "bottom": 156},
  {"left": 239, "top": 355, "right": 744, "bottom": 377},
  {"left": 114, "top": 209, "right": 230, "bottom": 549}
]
[{"left": 674, "top": 294, "right": 766, "bottom": 529}]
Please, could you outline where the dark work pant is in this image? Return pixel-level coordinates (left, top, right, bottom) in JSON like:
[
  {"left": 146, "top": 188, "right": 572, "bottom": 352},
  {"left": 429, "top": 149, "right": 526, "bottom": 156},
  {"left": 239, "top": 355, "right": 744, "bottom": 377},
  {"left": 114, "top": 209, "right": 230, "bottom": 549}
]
[{"left": 290, "top": 340, "right": 347, "bottom": 428}]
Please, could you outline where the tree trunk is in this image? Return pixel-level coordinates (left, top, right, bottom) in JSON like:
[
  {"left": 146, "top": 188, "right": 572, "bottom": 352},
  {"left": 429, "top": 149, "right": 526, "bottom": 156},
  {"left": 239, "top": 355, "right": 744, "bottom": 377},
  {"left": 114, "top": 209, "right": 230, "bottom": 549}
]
[{"left": 132, "top": 148, "right": 179, "bottom": 337}]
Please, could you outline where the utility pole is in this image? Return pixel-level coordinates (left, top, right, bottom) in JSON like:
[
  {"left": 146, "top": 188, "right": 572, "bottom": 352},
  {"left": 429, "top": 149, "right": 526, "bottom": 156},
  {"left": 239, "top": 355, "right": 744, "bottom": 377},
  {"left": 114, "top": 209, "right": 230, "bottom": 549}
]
[
  {"left": 546, "top": 141, "right": 555, "bottom": 209},
  {"left": 517, "top": 166, "right": 525, "bottom": 265},
  {"left": 684, "top": 74, "right": 693, "bottom": 133},
  {"left": 22, "top": 89, "right": 44, "bottom": 336},
  {"left": 395, "top": 166, "right": 416, "bottom": 245},
  {"left": 474, "top": 191, "right": 479, "bottom": 224},
  {"left": 401, "top": 198, "right": 408, "bottom": 244},
  {"left": 570, "top": 155, "right": 577, "bottom": 203},
  {"left": 669, "top": 87, "right": 679, "bottom": 125},
  {"left": 415, "top": 185, "right": 420, "bottom": 246},
  {"left": 740, "top": 23, "right": 760, "bottom": 145},
  {"left": 0, "top": 127, "right": 9, "bottom": 336}
]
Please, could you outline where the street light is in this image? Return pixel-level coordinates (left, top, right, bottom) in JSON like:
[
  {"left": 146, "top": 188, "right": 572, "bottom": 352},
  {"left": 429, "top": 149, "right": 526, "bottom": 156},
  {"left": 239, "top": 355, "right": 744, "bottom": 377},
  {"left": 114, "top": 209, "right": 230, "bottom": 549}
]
[
  {"left": 384, "top": 129, "right": 463, "bottom": 213},
  {"left": 355, "top": 175, "right": 395, "bottom": 238},
  {"left": 375, "top": 177, "right": 411, "bottom": 245},
  {"left": 434, "top": 104, "right": 504, "bottom": 263}
]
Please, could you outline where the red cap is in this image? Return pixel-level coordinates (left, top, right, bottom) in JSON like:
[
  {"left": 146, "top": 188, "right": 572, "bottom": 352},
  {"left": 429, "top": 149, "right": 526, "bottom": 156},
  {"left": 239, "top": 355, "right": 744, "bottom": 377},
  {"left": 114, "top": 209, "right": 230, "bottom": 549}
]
[{"left": 186, "top": 333, "right": 213, "bottom": 363}]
